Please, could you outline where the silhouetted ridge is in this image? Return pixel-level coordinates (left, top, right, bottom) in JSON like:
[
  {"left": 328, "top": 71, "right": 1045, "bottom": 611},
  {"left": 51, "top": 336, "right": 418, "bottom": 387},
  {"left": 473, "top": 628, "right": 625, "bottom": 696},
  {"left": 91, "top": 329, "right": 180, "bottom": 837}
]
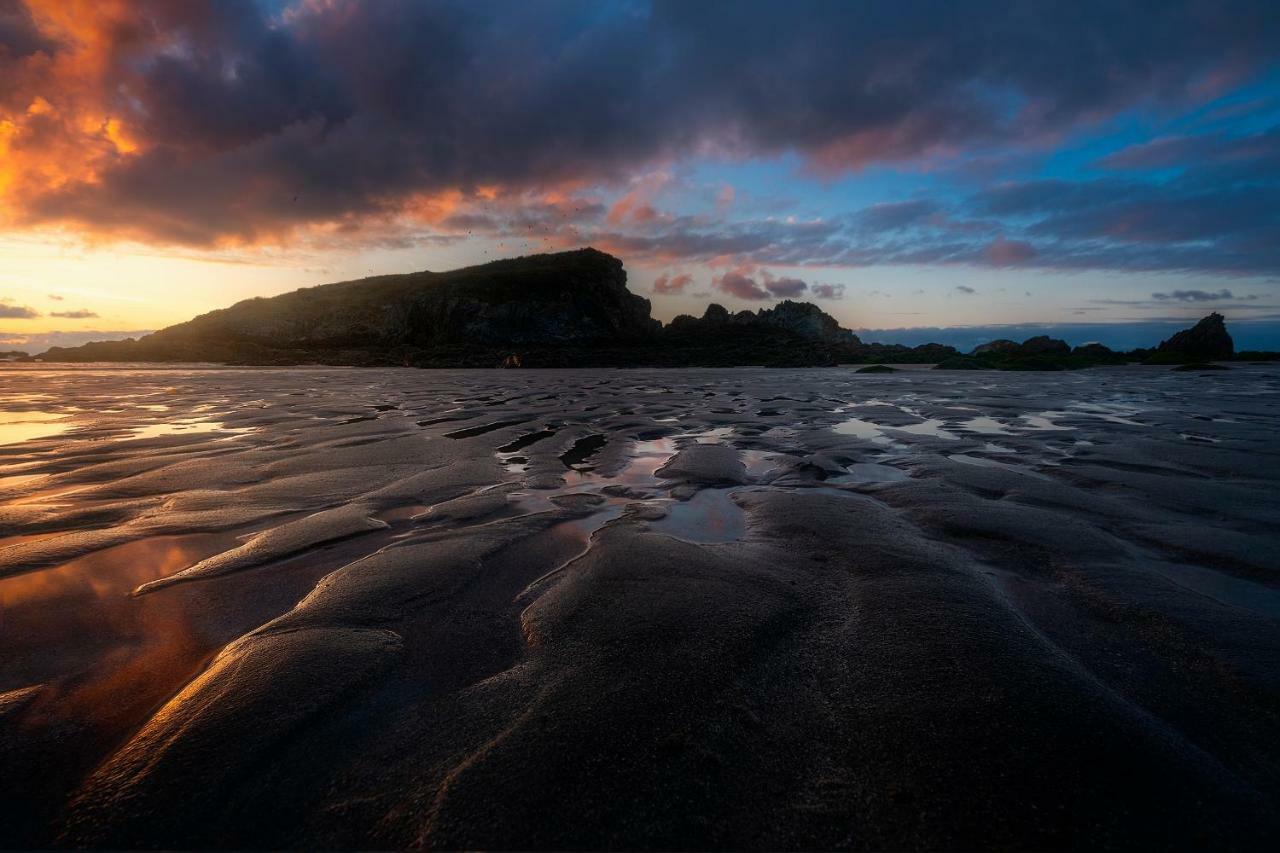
[
  {"left": 39, "top": 249, "right": 659, "bottom": 365},
  {"left": 37, "top": 249, "right": 954, "bottom": 367},
  {"left": 33, "top": 251, "right": 1262, "bottom": 369},
  {"left": 1157, "top": 312, "right": 1234, "bottom": 361}
]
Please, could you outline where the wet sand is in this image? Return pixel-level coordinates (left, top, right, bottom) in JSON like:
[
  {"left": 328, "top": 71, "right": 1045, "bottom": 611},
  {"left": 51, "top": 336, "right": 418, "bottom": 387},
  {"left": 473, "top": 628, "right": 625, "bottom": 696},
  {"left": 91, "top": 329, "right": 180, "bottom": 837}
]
[{"left": 1, "top": 363, "right": 1278, "bottom": 848}]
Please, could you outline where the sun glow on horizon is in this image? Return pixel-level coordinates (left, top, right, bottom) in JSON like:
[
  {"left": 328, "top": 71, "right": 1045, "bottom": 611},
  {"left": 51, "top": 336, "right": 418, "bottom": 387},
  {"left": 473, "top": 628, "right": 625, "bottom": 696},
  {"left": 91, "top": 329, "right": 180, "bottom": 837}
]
[{"left": 1, "top": 0, "right": 1278, "bottom": 350}]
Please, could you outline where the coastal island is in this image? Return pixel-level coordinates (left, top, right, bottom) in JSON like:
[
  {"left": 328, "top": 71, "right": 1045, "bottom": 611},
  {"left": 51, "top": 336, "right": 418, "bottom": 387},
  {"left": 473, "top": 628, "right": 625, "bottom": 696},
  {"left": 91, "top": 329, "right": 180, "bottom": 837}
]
[{"left": 32, "top": 249, "right": 1268, "bottom": 369}]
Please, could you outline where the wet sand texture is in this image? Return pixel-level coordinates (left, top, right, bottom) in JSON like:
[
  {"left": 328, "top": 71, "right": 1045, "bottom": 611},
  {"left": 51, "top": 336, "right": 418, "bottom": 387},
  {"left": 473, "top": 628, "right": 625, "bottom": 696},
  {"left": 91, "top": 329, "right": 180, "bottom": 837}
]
[{"left": 1, "top": 364, "right": 1278, "bottom": 848}]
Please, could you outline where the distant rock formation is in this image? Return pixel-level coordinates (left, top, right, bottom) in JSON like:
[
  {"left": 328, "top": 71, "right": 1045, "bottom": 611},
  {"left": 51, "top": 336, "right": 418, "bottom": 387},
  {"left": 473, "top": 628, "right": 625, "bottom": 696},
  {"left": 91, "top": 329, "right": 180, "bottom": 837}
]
[
  {"left": 40, "top": 249, "right": 659, "bottom": 365},
  {"left": 664, "top": 302, "right": 956, "bottom": 366},
  {"left": 752, "top": 301, "right": 859, "bottom": 343},
  {"left": 1017, "top": 335, "right": 1070, "bottom": 356},
  {"left": 972, "top": 336, "right": 1069, "bottom": 357},
  {"left": 41, "top": 251, "right": 958, "bottom": 368},
  {"left": 667, "top": 301, "right": 859, "bottom": 344},
  {"left": 1072, "top": 343, "right": 1115, "bottom": 358},
  {"left": 971, "top": 339, "right": 1018, "bottom": 355},
  {"left": 31, "top": 250, "right": 1259, "bottom": 370},
  {"left": 0, "top": 350, "right": 29, "bottom": 361},
  {"left": 1156, "top": 312, "right": 1234, "bottom": 361},
  {"left": 946, "top": 314, "right": 1241, "bottom": 371}
]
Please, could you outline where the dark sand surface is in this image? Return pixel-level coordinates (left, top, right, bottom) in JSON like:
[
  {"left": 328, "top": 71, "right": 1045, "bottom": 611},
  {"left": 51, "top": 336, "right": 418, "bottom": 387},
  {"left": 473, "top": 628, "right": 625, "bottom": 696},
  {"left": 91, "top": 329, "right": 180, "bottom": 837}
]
[{"left": 1, "top": 364, "right": 1278, "bottom": 849}]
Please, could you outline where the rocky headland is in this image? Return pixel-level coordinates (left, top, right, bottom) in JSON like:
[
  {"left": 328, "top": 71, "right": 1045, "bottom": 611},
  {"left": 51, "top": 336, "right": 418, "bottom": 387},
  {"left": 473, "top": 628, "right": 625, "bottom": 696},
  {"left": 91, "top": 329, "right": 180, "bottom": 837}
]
[{"left": 32, "top": 249, "right": 1268, "bottom": 369}]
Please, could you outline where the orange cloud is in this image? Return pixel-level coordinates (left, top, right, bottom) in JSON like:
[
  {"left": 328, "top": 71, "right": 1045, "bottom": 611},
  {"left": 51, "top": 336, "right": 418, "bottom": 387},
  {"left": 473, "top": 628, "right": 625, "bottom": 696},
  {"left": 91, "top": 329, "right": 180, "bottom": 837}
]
[
  {"left": 0, "top": 1, "right": 145, "bottom": 222},
  {"left": 606, "top": 171, "right": 673, "bottom": 225}
]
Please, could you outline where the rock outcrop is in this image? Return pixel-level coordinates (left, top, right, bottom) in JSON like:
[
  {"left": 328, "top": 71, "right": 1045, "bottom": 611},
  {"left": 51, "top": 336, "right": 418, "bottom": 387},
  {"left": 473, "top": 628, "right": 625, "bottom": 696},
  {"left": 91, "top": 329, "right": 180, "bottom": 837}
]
[
  {"left": 942, "top": 314, "right": 1244, "bottom": 371},
  {"left": 971, "top": 339, "right": 1018, "bottom": 355},
  {"left": 1072, "top": 343, "right": 1115, "bottom": 358},
  {"left": 664, "top": 302, "right": 956, "bottom": 366},
  {"left": 1156, "top": 312, "right": 1234, "bottom": 361},
  {"left": 40, "top": 249, "right": 659, "bottom": 365},
  {"left": 1017, "top": 335, "right": 1070, "bottom": 356},
  {"left": 667, "top": 301, "right": 858, "bottom": 344},
  {"left": 32, "top": 251, "right": 1256, "bottom": 371},
  {"left": 753, "top": 301, "right": 858, "bottom": 343}
]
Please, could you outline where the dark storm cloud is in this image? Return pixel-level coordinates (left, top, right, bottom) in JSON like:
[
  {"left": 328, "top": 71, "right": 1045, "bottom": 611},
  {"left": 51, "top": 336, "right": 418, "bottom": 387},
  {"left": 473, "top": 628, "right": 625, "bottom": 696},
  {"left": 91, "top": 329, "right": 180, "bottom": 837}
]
[
  {"left": 6, "top": 0, "right": 1280, "bottom": 247},
  {"left": 0, "top": 0, "right": 50, "bottom": 58}
]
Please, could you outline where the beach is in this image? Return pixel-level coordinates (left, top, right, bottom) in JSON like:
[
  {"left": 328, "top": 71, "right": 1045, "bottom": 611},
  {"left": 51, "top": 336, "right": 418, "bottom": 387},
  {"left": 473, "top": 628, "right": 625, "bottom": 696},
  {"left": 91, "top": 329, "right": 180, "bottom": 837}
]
[{"left": 2, "top": 364, "right": 1278, "bottom": 848}]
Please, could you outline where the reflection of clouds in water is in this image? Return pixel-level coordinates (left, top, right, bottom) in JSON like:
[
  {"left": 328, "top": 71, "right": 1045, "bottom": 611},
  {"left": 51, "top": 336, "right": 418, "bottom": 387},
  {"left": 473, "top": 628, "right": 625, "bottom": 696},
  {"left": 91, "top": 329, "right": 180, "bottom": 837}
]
[
  {"left": 651, "top": 489, "right": 745, "bottom": 544},
  {"left": 961, "top": 416, "right": 1013, "bottom": 435},
  {"left": 833, "top": 416, "right": 892, "bottom": 443}
]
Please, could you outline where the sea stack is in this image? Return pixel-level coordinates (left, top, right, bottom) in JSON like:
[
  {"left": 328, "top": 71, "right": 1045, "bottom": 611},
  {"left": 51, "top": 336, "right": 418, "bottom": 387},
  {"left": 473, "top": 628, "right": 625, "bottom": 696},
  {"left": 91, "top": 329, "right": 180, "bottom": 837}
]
[{"left": 1156, "top": 312, "right": 1234, "bottom": 361}]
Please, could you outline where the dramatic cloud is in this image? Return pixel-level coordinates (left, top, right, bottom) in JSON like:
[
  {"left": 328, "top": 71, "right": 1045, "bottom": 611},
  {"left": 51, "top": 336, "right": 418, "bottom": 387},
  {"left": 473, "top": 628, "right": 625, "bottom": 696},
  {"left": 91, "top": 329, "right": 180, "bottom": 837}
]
[
  {"left": 652, "top": 272, "right": 694, "bottom": 295},
  {"left": 765, "top": 276, "right": 808, "bottom": 298},
  {"left": 714, "top": 269, "right": 770, "bottom": 301},
  {"left": 811, "top": 283, "right": 846, "bottom": 300},
  {"left": 0, "top": 300, "right": 39, "bottom": 318},
  {"left": 49, "top": 308, "right": 98, "bottom": 318},
  {"left": 712, "top": 268, "right": 810, "bottom": 301},
  {"left": 2, "top": 0, "right": 1278, "bottom": 250}
]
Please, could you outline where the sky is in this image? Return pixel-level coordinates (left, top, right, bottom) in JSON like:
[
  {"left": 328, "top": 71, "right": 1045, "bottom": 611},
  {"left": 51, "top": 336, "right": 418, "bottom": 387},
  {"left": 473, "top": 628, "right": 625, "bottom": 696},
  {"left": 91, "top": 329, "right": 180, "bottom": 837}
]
[{"left": 2, "top": 0, "right": 1280, "bottom": 352}]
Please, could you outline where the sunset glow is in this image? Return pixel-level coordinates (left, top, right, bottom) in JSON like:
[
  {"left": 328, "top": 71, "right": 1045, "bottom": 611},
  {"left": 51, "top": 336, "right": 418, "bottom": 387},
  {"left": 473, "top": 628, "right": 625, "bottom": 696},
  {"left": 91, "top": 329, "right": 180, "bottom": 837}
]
[{"left": 2, "top": 0, "right": 1279, "bottom": 351}]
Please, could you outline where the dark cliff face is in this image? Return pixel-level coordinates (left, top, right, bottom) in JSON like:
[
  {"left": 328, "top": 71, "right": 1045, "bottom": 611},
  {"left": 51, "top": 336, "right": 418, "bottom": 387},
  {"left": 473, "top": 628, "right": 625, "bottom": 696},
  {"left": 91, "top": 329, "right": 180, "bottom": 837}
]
[
  {"left": 39, "top": 255, "right": 962, "bottom": 367},
  {"left": 159, "top": 247, "right": 658, "bottom": 348},
  {"left": 41, "top": 258, "right": 897, "bottom": 367},
  {"left": 1157, "top": 312, "right": 1234, "bottom": 361},
  {"left": 46, "top": 254, "right": 1248, "bottom": 371},
  {"left": 41, "top": 249, "right": 660, "bottom": 363}
]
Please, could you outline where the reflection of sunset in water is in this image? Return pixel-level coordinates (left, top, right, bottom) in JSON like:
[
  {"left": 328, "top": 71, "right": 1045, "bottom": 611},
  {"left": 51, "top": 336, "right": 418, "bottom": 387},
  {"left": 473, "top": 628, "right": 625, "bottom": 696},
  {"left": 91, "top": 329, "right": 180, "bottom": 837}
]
[
  {"left": 0, "top": 502, "right": 361, "bottom": 844},
  {"left": 0, "top": 525, "right": 348, "bottom": 738},
  {"left": 0, "top": 411, "right": 70, "bottom": 445},
  {"left": 0, "top": 533, "right": 240, "bottom": 730}
]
